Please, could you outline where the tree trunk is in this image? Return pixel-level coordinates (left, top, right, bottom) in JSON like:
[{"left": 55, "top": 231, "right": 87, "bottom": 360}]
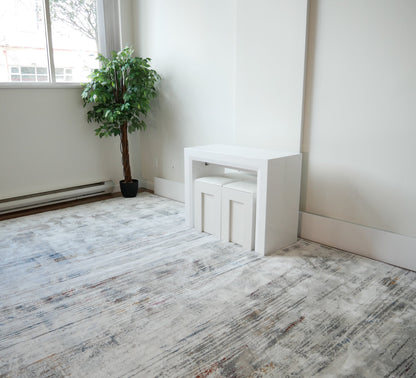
[{"left": 120, "top": 121, "right": 132, "bottom": 183}]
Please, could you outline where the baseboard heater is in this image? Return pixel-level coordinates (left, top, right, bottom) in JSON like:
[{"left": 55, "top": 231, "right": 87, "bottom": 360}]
[{"left": 0, "top": 180, "right": 114, "bottom": 215}]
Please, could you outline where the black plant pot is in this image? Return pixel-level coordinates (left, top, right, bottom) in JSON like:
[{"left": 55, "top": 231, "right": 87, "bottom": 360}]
[{"left": 120, "top": 179, "right": 139, "bottom": 198}]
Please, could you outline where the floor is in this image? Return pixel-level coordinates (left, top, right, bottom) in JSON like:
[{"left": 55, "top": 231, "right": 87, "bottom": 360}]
[{"left": 1, "top": 193, "right": 415, "bottom": 377}]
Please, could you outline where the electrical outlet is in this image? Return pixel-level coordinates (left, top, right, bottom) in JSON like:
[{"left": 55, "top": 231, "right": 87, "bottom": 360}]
[{"left": 153, "top": 158, "right": 158, "bottom": 168}]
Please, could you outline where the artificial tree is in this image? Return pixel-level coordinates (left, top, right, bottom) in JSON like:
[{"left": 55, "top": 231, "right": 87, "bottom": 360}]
[{"left": 82, "top": 47, "right": 160, "bottom": 197}]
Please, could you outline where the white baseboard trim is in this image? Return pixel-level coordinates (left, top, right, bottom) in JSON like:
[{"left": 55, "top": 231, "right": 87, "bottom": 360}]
[
  {"left": 299, "top": 212, "right": 416, "bottom": 271},
  {"left": 154, "top": 177, "right": 184, "bottom": 203}
]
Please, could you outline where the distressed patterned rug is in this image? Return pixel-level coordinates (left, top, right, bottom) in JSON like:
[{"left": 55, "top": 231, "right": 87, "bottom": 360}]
[{"left": 0, "top": 193, "right": 415, "bottom": 377}]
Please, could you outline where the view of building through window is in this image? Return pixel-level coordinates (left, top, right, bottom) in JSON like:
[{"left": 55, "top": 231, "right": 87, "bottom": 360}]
[{"left": 0, "top": 0, "right": 99, "bottom": 84}]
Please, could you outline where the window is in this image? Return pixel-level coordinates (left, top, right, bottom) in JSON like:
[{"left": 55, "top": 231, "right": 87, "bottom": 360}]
[
  {"left": 0, "top": 0, "right": 113, "bottom": 84},
  {"left": 10, "top": 65, "right": 74, "bottom": 82},
  {"left": 10, "top": 66, "right": 48, "bottom": 82}
]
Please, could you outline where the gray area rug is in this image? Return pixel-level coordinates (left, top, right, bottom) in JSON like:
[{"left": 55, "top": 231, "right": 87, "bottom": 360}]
[{"left": 0, "top": 193, "right": 415, "bottom": 377}]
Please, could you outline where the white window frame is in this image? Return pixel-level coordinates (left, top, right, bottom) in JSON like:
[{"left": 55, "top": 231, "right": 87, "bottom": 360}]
[{"left": 0, "top": 0, "right": 121, "bottom": 89}]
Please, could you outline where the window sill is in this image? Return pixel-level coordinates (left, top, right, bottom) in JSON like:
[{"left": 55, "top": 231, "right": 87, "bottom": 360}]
[{"left": 0, "top": 83, "right": 85, "bottom": 89}]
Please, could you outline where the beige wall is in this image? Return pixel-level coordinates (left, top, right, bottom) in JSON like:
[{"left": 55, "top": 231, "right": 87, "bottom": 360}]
[
  {"left": 0, "top": 88, "right": 140, "bottom": 198},
  {"left": 235, "top": 0, "right": 308, "bottom": 152},
  {"left": 301, "top": 0, "right": 416, "bottom": 238}
]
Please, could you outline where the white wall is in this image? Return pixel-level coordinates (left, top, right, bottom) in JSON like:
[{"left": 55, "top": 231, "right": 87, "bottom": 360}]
[
  {"left": 133, "top": 0, "right": 309, "bottom": 187},
  {"left": 0, "top": 88, "right": 139, "bottom": 199},
  {"left": 302, "top": 0, "right": 416, "bottom": 238},
  {"left": 235, "top": 0, "right": 308, "bottom": 152},
  {"left": 133, "top": 0, "right": 236, "bottom": 187}
]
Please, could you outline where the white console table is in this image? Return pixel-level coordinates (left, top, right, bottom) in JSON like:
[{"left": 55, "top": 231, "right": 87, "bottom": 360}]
[{"left": 184, "top": 144, "right": 302, "bottom": 255}]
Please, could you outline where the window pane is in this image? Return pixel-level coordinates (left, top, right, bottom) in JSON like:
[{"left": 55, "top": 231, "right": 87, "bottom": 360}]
[
  {"left": 21, "top": 67, "right": 36, "bottom": 74},
  {"left": 36, "top": 67, "right": 47, "bottom": 74},
  {"left": 49, "top": 0, "right": 99, "bottom": 83},
  {"left": 0, "top": 0, "right": 49, "bottom": 82}
]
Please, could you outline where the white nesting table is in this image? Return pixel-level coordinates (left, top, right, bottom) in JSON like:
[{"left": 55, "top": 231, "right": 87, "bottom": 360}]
[{"left": 184, "top": 144, "right": 302, "bottom": 255}]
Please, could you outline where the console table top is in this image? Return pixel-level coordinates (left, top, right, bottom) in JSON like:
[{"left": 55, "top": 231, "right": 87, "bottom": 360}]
[{"left": 185, "top": 144, "right": 300, "bottom": 161}]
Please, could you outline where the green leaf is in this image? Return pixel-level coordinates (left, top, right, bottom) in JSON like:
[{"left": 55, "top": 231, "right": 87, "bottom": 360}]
[{"left": 81, "top": 46, "right": 160, "bottom": 142}]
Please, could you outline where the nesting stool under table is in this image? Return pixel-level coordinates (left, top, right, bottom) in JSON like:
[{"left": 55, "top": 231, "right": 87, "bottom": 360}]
[
  {"left": 221, "top": 180, "right": 257, "bottom": 250},
  {"left": 194, "top": 176, "right": 236, "bottom": 238}
]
